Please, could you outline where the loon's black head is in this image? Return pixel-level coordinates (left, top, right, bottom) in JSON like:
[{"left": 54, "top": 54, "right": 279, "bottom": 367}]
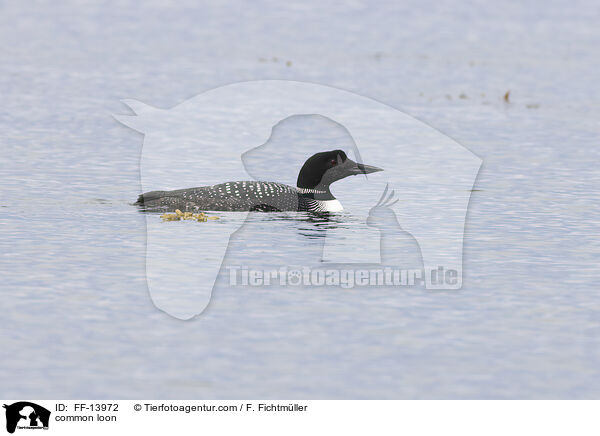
[{"left": 296, "top": 149, "right": 383, "bottom": 190}]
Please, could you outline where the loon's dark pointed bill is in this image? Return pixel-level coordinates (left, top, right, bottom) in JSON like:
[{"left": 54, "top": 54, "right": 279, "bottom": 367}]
[{"left": 348, "top": 161, "right": 384, "bottom": 175}]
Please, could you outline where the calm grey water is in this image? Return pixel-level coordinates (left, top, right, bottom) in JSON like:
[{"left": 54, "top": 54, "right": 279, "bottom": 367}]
[{"left": 1, "top": 0, "right": 599, "bottom": 399}]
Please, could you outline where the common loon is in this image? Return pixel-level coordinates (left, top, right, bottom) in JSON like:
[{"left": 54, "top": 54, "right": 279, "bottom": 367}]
[{"left": 135, "top": 150, "right": 383, "bottom": 212}]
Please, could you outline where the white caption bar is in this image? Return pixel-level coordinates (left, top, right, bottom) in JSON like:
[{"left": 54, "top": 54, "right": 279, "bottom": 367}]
[{"left": 1, "top": 400, "right": 598, "bottom": 435}]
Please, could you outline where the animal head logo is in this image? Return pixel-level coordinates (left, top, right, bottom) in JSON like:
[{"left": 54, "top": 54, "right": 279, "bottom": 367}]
[
  {"left": 367, "top": 183, "right": 399, "bottom": 228},
  {"left": 3, "top": 402, "right": 50, "bottom": 434},
  {"left": 115, "top": 80, "right": 481, "bottom": 319},
  {"left": 366, "top": 184, "right": 424, "bottom": 272}
]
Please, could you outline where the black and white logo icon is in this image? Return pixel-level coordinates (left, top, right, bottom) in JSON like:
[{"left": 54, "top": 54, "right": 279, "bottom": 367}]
[{"left": 3, "top": 402, "right": 50, "bottom": 434}]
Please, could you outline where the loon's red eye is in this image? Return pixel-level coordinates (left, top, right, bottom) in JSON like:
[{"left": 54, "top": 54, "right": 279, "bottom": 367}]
[{"left": 330, "top": 159, "right": 337, "bottom": 166}]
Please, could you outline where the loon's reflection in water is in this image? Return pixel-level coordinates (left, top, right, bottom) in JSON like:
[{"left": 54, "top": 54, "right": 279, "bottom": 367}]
[
  {"left": 138, "top": 207, "right": 359, "bottom": 254},
  {"left": 253, "top": 212, "right": 350, "bottom": 239}
]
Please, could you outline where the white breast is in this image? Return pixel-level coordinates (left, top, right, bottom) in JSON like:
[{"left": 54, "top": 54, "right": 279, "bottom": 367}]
[{"left": 315, "top": 199, "right": 343, "bottom": 212}]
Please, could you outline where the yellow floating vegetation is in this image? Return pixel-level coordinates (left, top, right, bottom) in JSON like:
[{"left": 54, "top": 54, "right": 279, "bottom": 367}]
[{"left": 160, "top": 209, "right": 219, "bottom": 222}]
